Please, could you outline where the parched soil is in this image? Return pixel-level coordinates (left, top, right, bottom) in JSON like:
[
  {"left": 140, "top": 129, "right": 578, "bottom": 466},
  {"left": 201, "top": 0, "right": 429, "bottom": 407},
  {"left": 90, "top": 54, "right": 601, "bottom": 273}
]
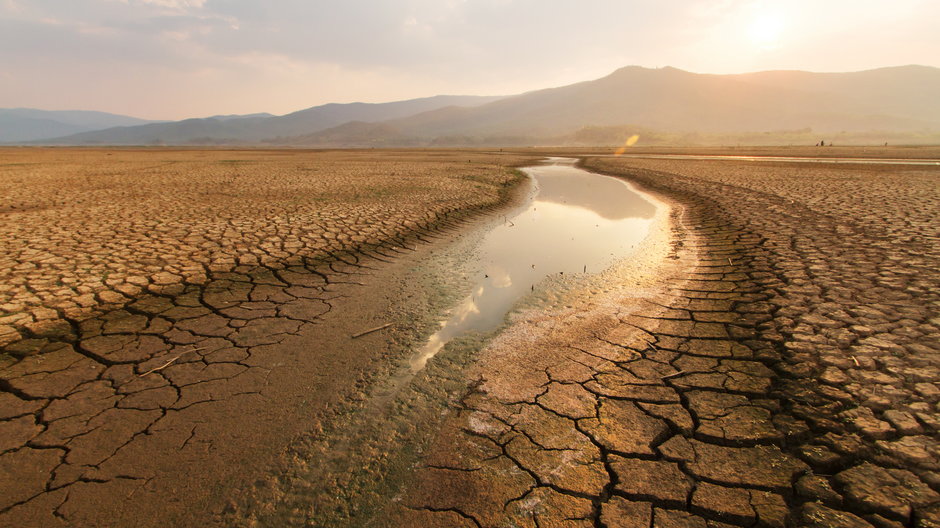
[
  {"left": 522, "top": 145, "right": 940, "bottom": 160},
  {"left": 0, "top": 148, "right": 535, "bottom": 527},
  {"left": 0, "top": 148, "right": 529, "bottom": 342},
  {"left": 3, "top": 148, "right": 938, "bottom": 528},
  {"left": 387, "top": 155, "right": 939, "bottom": 527}
]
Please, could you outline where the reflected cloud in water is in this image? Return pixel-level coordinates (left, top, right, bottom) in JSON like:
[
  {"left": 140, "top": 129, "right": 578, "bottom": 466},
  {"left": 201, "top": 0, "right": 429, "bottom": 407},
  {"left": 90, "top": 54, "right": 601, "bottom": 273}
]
[{"left": 410, "top": 158, "right": 655, "bottom": 372}]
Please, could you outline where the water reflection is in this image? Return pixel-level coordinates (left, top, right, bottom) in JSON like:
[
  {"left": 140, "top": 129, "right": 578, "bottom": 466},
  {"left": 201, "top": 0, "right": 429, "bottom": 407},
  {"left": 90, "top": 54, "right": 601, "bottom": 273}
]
[
  {"left": 536, "top": 166, "right": 656, "bottom": 220},
  {"left": 409, "top": 158, "right": 656, "bottom": 372}
]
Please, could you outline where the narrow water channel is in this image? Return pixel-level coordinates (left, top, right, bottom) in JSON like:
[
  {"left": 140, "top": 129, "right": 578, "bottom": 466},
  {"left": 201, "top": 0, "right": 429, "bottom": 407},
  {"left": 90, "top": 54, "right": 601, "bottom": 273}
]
[
  {"left": 256, "top": 158, "right": 664, "bottom": 525},
  {"left": 409, "top": 157, "right": 656, "bottom": 371}
]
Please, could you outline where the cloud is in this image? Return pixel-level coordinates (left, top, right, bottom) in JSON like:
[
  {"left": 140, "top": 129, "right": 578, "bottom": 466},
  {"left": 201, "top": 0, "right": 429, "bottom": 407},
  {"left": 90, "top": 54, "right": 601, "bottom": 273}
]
[
  {"left": 1, "top": 0, "right": 937, "bottom": 118},
  {"left": 140, "top": 0, "right": 207, "bottom": 8}
]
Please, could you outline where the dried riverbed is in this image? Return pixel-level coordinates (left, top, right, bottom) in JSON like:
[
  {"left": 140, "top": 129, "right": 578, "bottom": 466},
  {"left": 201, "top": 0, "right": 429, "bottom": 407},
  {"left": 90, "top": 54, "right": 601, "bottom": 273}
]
[
  {"left": 3, "top": 148, "right": 936, "bottom": 528},
  {"left": 382, "top": 153, "right": 939, "bottom": 527},
  {"left": 0, "top": 148, "right": 536, "bottom": 527},
  {"left": 240, "top": 158, "right": 663, "bottom": 526}
]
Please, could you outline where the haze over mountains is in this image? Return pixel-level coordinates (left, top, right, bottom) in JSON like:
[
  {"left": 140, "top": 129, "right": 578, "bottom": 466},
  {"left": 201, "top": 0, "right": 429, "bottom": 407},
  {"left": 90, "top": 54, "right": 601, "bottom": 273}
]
[
  {"left": 0, "top": 109, "right": 160, "bottom": 143},
  {"left": 6, "top": 65, "right": 940, "bottom": 147}
]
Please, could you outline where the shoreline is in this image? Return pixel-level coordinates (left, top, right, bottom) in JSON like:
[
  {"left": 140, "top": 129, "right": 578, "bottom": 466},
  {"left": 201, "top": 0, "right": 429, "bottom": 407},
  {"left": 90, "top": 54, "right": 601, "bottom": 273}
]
[
  {"left": 383, "top": 154, "right": 939, "bottom": 527},
  {"left": 0, "top": 151, "right": 538, "bottom": 527},
  {"left": 240, "top": 160, "right": 682, "bottom": 526},
  {"left": 581, "top": 156, "right": 940, "bottom": 526},
  {"left": 224, "top": 160, "right": 541, "bottom": 526},
  {"left": 379, "top": 164, "right": 707, "bottom": 526}
]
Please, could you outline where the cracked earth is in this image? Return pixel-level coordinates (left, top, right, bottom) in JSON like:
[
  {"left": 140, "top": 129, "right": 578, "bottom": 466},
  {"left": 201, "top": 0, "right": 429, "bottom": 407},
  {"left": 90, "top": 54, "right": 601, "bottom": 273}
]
[
  {"left": 2, "top": 148, "right": 938, "bottom": 528},
  {"left": 384, "top": 154, "right": 939, "bottom": 528},
  {"left": 0, "top": 148, "right": 533, "bottom": 527}
]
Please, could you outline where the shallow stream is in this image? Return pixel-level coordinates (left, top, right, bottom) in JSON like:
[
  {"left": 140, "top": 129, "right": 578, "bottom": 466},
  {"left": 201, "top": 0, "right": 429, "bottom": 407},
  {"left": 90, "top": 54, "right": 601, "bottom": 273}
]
[
  {"left": 409, "top": 157, "right": 656, "bottom": 371},
  {"left": 252, "top": 157, "right": 664, "bottom": 525}
]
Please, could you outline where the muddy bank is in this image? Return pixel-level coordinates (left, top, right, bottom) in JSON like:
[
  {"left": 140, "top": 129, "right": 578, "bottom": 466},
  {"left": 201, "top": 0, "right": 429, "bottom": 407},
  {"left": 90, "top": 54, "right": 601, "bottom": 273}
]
[
  {"left": 581, "top": 157, "right": 940, "bottom": 526},
  {"left": 224, "top": 170, "right": 539, "bottom": 527},
  {"left": 369, "top": 154, "right": 939, "bottom": 527},
  {"left": 409, "top": 158, "right": 656, "bottom": 374},
  {"left": 382, "top": 171, "right": 682, "bottom": 527},
  {"left": 0, "top": 150, "right": 537, "bottom": 527},
  {"left": 235, "top": 159, "right": 663, "bottom": 525}
]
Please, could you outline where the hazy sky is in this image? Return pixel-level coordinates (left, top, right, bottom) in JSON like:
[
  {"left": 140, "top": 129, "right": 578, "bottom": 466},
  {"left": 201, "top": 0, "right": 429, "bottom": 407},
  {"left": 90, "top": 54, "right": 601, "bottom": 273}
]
[{"left": 2, "top": 0, "right": 938, "bottom": 120}]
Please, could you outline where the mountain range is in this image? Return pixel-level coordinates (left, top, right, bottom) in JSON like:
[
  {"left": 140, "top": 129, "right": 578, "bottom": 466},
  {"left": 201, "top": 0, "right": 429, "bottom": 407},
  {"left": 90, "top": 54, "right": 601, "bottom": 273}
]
[
  {"left": 5, "top": 65, "right": 939, "bottom": 146},
  {"left": 0, "top": 109, "right": 161, "bottom": 142}
]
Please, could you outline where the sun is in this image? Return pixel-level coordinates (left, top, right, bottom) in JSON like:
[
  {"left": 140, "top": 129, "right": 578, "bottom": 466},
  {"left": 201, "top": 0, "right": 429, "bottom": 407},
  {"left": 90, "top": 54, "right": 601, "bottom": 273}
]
[{"left": 748, "top": 13, "right": 784, "bottom": 49}]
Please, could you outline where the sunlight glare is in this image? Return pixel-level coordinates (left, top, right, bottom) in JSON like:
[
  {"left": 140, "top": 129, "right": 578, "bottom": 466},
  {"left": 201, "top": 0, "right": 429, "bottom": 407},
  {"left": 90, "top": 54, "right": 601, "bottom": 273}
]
[{"left": 748, "top": 13, "right": 784, "bottom": 49}]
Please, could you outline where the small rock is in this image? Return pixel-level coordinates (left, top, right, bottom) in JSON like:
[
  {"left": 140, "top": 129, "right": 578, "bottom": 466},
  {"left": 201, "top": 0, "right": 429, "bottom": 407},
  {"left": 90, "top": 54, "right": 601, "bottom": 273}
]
[
  {"left": 610, "top": 456, "right": 692, "bottom": 507},
  {"left": 97, "top": 290, "right": 127, "bottom": 304}
]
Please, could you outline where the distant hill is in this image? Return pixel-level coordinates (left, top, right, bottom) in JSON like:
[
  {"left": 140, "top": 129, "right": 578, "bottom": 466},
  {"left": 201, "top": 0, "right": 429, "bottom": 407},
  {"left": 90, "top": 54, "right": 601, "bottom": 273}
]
[
  {"left": 289, "top": 65, "right": 940, "bottom": 146},
  {"left": 40, "top": 95, "right": 504, "bottom": 145},
  {"left": 0, "top": 108, "right": 158, "bottom": 142},
  {"left": 735, "top": 65, "right": 940, "bottom": 125},
  {"left": 20, "top": 65, "right": 940, "bottom": 146},
  {"left": 204, "top": 113, "right": 275, "bottom": 121}
]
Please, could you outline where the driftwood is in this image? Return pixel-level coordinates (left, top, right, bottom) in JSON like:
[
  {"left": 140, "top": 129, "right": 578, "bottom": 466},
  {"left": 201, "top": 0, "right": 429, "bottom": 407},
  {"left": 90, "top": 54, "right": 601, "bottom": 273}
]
[{"left": 351, "top": 323, "right": 393, "bottom": 339}]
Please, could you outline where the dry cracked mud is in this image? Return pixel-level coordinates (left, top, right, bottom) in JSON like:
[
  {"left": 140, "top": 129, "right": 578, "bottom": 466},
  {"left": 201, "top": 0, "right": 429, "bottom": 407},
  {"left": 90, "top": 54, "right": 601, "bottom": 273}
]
[
  {"left": 2, "top": 148, "right": 938, "bottom": 528},
  {"left": 382, "top": 154, "right": 939, "bottom": 528},
  {"left": 0, "top": 148, "right": 535, "bottom": 527}
]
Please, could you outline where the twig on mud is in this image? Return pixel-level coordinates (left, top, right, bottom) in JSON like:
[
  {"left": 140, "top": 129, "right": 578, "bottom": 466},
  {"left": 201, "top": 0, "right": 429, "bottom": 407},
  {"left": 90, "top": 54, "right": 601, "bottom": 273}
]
[
  {"left": 138, "top": 347, "right": 205, "bottom": 377},
  {"left": 727, "top": 258, "right": 733, "bottom": 266},
  {"left": 661, "top": 370, "right": 686, "bottom": 380},
  {"left": 351, "top": 323, "right": 393, "bottom": 339},
  {"left": 851, "top": 355, "right": 860, "bottom": 367}
]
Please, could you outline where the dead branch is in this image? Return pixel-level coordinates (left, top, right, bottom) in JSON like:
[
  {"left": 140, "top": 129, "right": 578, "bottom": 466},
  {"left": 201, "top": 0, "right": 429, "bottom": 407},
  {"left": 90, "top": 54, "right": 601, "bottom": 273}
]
[{"left": 351, "top": 323, "right": 393, "bottom": 339}]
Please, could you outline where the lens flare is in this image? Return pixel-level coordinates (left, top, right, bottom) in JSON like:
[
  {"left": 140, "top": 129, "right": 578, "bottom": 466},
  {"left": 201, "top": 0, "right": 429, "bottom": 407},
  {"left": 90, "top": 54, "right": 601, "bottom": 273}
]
[{"left": 614, "top": 134, "right": 640, "bottom": 155}]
